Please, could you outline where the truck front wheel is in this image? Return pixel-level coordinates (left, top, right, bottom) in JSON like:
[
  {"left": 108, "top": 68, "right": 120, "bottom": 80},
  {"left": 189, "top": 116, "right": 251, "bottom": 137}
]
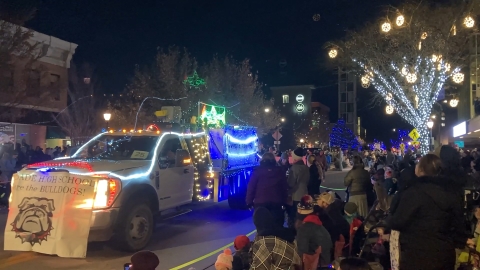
[{"left": 115, "top": 203, "right": 154, "bottom": 251}]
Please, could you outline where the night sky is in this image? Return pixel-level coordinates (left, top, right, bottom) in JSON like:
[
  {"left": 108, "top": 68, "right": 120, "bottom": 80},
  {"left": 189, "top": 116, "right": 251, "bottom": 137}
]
[{"left": 22, "top": 0, "right": 411, "bottom": 142}]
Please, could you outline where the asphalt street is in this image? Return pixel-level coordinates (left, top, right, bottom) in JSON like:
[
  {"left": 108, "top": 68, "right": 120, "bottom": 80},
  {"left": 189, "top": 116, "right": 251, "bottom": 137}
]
[{"left": 0, "top": 169, "right": 349, "bottom": 270}]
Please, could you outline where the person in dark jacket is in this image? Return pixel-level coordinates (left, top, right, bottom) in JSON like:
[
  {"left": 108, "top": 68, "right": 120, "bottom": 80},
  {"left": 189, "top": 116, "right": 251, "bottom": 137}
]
[
  {"left": 278, "top": 152, "right": 291, "bottom": 173},
  {"left": 307, "top": 154, "right": 321, "bottom": 197},
  {"left": 344, "top": 156, "right": 371, "bottom": 217},
  {"left": 387, "top": 154, "right": 473, "bottom": 270},
  {"left": 296, "top": 203, "right": 332, "bottom": 268},
  {"left": 246, "top": 152, "right": 289, "bottom": 226},
  {"left": 232, "top": 235, "right": 252, "bottom": 270}
]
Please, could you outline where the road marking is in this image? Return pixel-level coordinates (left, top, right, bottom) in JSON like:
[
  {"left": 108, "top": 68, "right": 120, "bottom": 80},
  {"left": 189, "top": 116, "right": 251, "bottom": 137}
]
[
  {"left": 320, "top": 185, "right": 345, "bottom": 191},
  {"left": 169, "top": 229, "right": 256, "bottom": 270},
  {"left": 0, "top": 252, "right": 38, "bottom": 269}
]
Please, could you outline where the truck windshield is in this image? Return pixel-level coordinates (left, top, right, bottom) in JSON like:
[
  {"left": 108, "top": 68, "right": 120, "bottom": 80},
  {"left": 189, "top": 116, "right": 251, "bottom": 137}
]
[{"left": 71, "top": 135, "right": 159, "bottom": 160}]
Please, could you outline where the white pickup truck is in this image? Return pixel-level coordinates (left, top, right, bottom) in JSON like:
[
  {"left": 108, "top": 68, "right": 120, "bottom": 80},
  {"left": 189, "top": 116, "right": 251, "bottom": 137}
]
[{"left": 24, "top": 130, "right": 203, "bottom": 251}]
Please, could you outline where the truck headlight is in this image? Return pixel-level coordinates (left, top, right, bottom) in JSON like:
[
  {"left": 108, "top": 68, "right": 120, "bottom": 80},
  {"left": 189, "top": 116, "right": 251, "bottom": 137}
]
[{"left": 93, "top": 178, "right": 121, "bottom": 209}]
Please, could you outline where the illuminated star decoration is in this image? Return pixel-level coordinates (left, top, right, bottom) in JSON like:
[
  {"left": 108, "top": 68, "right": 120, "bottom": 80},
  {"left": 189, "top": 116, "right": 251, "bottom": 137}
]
[{"left": 183, "top": 71, "right": 206, "bottom": 89}]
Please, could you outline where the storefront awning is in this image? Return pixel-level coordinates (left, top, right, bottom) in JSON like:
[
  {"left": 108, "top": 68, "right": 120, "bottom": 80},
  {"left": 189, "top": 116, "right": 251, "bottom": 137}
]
[{"left": 46, "top": 126, "right": 67, "bottom": 139}]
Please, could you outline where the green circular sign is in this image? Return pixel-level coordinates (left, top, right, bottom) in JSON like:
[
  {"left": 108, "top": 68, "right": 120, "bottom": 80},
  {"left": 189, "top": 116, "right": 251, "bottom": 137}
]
[{"left": 295, "top": 103, "right": 305, "bottom": 112}]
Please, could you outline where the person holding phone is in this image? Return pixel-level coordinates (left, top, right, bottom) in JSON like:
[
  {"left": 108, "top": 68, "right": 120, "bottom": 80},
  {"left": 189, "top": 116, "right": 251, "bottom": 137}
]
[{"left": 126, "top": 250, "right": 159, "bottom": 270}]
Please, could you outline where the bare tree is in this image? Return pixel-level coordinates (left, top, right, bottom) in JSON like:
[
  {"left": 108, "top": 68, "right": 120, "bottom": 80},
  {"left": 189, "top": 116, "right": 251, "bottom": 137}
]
[
  {"left": 200, "top": 56, "right": 281, "bottom": 135},
  {"left": 0, "top": 19, "right": 45, "bottom": 123},
  {"left": 54, "top": 63, "right": 100, "bottom": 145},
  {"left": 327, "top": 1, "right": 480, "bottom": 153}
]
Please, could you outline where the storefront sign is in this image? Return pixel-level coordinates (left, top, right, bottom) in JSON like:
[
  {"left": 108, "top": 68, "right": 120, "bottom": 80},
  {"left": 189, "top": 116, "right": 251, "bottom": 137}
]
[{"left": 4, "top": 171, "right": 97, "bottom": 258}]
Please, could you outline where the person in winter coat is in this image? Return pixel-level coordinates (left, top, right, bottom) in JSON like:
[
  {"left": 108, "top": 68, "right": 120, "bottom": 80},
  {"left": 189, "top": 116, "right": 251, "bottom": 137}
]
[
  {"left": 232, "top": 235, "right": 251, "bottom": 270},
  {"left": 307, "top": 155, "right": 321, "bottom": 197},
  {"left": 387, "top": 154, "right": 473, "bottom": 270},
  {"left": 287, "top": 148, "right": 310, "bottom": 228},
  {"left": 251, "top": 207, "right": 302, "bottom": 270},
  {"left": 278, "top": 152, "right": 291, "bottom": 173},
  {"left": 296, "top": 203, "right": 333, "bottom": 269},
  {"left": 344, "top": 156, "right": 370, "bottom": 217},
  {"left": 371, "top": 169, "right": 388, "bottom": 211},
  {"left": 246, "top": 152, "right": 289, "bottom": 227}
]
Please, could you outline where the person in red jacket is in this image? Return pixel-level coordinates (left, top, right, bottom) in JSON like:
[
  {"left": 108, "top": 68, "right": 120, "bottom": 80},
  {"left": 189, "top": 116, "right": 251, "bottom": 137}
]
[{"left": 246, "top": 152, "right": 289, "bottom": 226}]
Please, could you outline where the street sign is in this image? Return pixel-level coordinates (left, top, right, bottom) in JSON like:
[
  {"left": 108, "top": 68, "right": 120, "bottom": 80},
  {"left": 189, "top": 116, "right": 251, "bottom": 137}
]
[
  {"left": 274, "top": 141, "right": 281, "bottom": 145},
  {"left": 272, "top": 130, "right": 282, "bottom": 141},
  {"left": 408, "top": 129, "right": 420, "bottom": 141},
  {"left": 411, "top": 141, "right": 420, "bottom": 146}
]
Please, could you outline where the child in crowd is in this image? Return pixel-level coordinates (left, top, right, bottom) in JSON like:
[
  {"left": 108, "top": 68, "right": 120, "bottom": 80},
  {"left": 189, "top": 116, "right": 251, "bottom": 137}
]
[
  {"left": 296, "top": 197, "right": 332, "bottom": 269},
  {"left": 215, "top": 249, "right": 233, "bottom": 270},
  {"left": 232, "top": 235, "right": 251, "bottom": 270},
  {"left": 130, "top": 250, "right": 159, "bottom": 270},
  {"left": 295, "top": 195, "right": 315, "bottom": 229},
  {"left": 343, "top": 202, "right": 358, "bottom": 225},
  {"left": 383, "top": 166, "right": 397, "bottom": 197}
]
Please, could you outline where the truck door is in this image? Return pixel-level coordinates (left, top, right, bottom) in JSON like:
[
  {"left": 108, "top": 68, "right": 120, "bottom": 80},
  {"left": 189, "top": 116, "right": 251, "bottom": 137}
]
[{"left": 156, "top": 135, "right": 192, "bottom": 210}]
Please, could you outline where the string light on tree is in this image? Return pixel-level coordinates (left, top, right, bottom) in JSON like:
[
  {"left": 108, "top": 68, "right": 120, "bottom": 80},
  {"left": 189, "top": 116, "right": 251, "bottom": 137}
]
[
  {"left": 381, "top": 22, "right": 392, "bottom": 32},
  {"left": 450, "top": 98, "right": 459, "bottom": 107},
  {"left": 401, "top": 67, "right": 408, "bottom": 76},
  {"left": 464, "top": 16, "right": 475, "bottom": 28},
  {"left": 385, "top": 105, "right": 394, "bottom": 114},
  {"left": 329, "top": 49, "right": 338, "bottom": 58},
  {"left": 396, "top": 15, "right": 405, "bottom": 26},
  {"left": 421, "top": 32, "right": 428, "bottom": 39},
  {"left": 386, "top": 92, "right": 393, "bottom": 101}
]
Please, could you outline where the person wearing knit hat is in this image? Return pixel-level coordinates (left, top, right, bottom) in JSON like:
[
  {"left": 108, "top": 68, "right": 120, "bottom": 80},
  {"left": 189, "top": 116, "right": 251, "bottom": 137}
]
[
  {"left": 232, "top": 235, "right": 252, "bottom": 270},
  {"left": 130, "top": 250, "right": 159, "bottom": 270},
  {"left": 291, "top": 147, "right": 305, "bottom": 161},
  {"left": 215, "top": 249, "right": 233, "bottom": 270},
  {"left": 286, "top": 148, "right": 310, "bottom": 229},
  {"left": 344, "top": 202, "right": 358, "bottom": 225},
  {"left": 315, "top": 192, "right": 335, "bottom": 209},
  {"left": 295, "top": 195, "right": 314, "bottom": 229}
]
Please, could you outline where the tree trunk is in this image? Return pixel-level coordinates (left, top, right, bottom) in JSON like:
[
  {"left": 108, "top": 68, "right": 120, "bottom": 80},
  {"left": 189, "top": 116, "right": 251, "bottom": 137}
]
[{"left": 416, "top": 125, "right": 430, "bottom": 155}]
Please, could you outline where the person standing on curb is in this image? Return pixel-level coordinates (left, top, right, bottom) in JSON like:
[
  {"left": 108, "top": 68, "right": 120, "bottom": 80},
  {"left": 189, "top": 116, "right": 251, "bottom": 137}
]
[{"left": 287, "top": 148, "right": 310, "bottom": 229}]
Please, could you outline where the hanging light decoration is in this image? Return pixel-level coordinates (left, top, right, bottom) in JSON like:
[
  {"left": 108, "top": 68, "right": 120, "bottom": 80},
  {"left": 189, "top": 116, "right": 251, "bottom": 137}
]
[
  {"left": 328, "top": 48, "right": 338, "bottom": 58},
  {"left": 432, "top": 54, "right": 441, "bottom": 62},
  {"left": 385, "top": 105, "right": 394, "bottom": 114},
  {"left": 381, "top": 22, "right": 392, "bottom": 32},
  {"left": 396, "top": 15, "right": 405, "bottom": 26},
  {"left": 386, "top": 92, "right": 393, "bottom": 101},
  {"left": 406, "top": 72, "right": 417, "bottom": 83},
  {"left": 464, "top": 16, "right": 475, "bottom": 28},
  {"left": 418, "top": 41, "right": 422, "bottom": 50},
  {"left": 445, "top": 63, "right": 451, "bottom": 72},
  {"left": 421, "top": 32, "right": 428, "bottom": 39},
  {"left": 450, "top": 99, "right": 459, "bottom": 107},
  {"left": 401, "top": 67, "right": 409, "bottom": 76},
  {"left": 452, "top": 72, "right": 465, "bottom": 83},
  {"left": 452, "top": 25, "right": 457, "bottom": 35},
  {"left": 361, "top": 75, "right": 370, "bottom": 88}
]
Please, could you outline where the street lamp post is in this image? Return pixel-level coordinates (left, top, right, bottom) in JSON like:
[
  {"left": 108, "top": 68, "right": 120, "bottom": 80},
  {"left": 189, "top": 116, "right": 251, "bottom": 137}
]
[
  {"left": 103, "top": 113, "right": 111, "bottom": 131},
  {"left": 427, "top": 120, "right": 434, "bottom": 151}
]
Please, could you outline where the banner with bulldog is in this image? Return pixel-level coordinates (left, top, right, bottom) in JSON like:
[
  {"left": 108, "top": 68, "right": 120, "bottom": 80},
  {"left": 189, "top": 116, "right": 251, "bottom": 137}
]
[{"left": 4, "top": 171, "right": 97, "bottom": 258}]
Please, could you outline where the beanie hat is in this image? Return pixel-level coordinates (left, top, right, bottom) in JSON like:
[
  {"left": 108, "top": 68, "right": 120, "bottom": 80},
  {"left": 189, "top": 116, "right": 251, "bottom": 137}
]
[
  {"left": 130, "top": 250, "right": 159, "bottom": 270},
  {"left": 344, "top": 202, "right": 358, "bottom": 216},
  {"left": 297, "top": 195, "right": 314, "bottom": 214},
  {"left": 215, "top": 249, "right": 233, "bottom": 270},
  {"left": 292, "top": 147, "right": 305, "bottom": 161},
  {"left": 316, "top": 192, "right": 335, "bottom": 205},
  {"left": 234, "top": 235, "right": 250, "bottom": 250}
]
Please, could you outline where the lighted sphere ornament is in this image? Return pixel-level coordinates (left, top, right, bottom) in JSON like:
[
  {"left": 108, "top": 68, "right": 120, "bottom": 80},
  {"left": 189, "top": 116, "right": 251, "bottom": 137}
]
[
  {"left": 385, "top": 105, "right": 394, "bottom": 115},
  {"left": 452, "top": 72, "right": 465, "bottom": 84},
  {"left": 396, "top": 15, "right": 405, "bottom": 26},
  {"left": 421, "top": 32, "right": 428, "bottom": 39},
  {"left": 450, "top": 99, "right": 459, "bottom": 108},
  {"left": 406, "top": 72, "right": 417, "bottom": 83},
  {"left": 386, "top": 92, "right": 393, "bottom": 101},
  {"left": 328, "top": 48, "right": 338, "bottom": 58},
  {"left": 360, "top": 75, "right": 370, "bottom": 88},
  {"left": 464, "top": 16, "right": 475, "bottom": 28},
  {"left": 313, "top": 14, "right": 321, "bottom": 21},
  {"left": 401, "top": 67, "right": 408, "bottom": 76},
  {"left": 381, "top": 22, "right": 392, "bottom": 32}
]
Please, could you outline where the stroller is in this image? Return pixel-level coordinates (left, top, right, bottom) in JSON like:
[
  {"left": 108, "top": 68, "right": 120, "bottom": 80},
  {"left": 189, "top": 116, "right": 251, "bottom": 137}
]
[{"left": 344, "top": 200, "right": 390, "bottom": 270}]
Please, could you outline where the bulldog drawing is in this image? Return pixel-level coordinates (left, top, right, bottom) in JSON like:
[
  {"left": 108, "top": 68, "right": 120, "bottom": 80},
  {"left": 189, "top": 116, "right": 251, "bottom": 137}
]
[{"left": 11, "top": 197, "right": 55, "bottom": 245}]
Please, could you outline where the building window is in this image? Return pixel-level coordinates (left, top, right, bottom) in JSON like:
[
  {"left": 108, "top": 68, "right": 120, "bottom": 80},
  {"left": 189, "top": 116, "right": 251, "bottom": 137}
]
[
  {"left": 27, "top": 70, "right": 41, "bottom": 97},
  {"left": 50, "top": 74, "right": 60, "bottom": 101},
  {"left": 282, "top": 95, "right": 289, "bottom": 103}
]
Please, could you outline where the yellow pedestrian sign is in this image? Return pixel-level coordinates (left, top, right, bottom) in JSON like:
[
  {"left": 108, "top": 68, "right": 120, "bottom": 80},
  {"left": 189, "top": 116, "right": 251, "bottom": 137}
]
[{"left": 408, "top": 129, "right": 420, "bottom": 141}]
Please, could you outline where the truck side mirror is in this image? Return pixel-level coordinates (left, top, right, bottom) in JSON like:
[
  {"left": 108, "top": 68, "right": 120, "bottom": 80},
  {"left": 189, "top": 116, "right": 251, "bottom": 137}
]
[{"left": 175, "top": 149, "right": 191, "bottom": 167}]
